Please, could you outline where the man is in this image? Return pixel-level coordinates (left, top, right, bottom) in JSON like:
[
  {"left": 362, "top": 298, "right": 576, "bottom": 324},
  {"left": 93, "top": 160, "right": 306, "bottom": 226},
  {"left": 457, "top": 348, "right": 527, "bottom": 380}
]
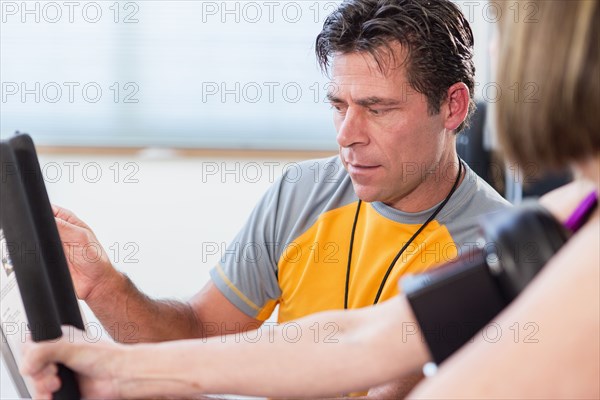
[{"left": 53, "top": 0, "right": 508, "bottom": 396}]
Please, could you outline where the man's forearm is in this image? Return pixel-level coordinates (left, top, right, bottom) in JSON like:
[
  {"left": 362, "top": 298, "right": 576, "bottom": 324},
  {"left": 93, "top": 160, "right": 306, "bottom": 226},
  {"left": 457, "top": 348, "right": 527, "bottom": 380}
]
[{"left": 86, "top": 272, "right": 200, "bottom": 343}]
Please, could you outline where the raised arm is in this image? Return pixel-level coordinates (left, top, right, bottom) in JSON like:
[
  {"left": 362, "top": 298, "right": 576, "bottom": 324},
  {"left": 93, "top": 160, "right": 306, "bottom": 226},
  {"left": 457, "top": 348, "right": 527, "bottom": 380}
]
[
  {"left": 409, "top": 194, "right": 600, "bottom": 398},
  {"left": 53, "top": 205, "right": 259, "bottom": 342},
  {"left": 21, "top": 296, "right": 430, "bottom": 399}
]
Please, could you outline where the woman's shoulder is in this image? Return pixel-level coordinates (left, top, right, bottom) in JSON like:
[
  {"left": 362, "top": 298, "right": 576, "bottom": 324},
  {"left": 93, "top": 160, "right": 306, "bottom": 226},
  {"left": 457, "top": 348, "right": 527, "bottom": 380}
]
[{"left": 539, "top": 179, "right": 597, "bottom": 222}]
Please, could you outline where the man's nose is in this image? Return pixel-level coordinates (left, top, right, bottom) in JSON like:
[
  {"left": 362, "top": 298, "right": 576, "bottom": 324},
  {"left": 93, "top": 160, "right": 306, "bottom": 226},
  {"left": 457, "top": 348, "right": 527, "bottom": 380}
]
[{"left": 336, "top": 108, "right": 369, "bottom": 148}]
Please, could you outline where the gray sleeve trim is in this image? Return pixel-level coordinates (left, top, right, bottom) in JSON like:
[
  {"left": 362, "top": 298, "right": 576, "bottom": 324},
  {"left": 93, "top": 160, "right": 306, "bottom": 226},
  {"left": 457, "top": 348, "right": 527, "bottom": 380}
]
[{"left": 210, "top": 264, "right": 263, "bottom": 318}]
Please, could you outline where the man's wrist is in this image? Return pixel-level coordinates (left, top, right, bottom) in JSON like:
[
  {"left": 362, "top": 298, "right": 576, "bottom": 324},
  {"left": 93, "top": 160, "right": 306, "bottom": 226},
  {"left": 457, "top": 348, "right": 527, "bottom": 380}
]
[{"left": 85, "top": 269, "right": 130, "bottom": 311}]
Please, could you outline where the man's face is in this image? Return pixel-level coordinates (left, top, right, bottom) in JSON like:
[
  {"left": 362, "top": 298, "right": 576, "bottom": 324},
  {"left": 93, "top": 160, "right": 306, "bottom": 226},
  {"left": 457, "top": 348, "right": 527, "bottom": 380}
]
[{"left": 329, "top": 50, "right": 454, "bottom": 210}]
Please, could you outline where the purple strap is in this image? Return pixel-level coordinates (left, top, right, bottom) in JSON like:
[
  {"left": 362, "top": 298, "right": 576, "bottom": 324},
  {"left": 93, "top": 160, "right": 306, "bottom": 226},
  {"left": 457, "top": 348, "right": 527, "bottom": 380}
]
[{"left": 564, "top": 191, "right": 599, "bottom": 232}]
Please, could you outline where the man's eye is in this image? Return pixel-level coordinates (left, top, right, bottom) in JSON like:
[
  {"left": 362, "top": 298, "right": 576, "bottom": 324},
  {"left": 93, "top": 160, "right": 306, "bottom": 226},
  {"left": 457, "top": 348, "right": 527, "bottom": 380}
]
[
  {"left": 330, "top": 104, "right": 346, "bottom": 113},
  {"left": 368, "top": 108, "right": 388, "bottom": 115}
]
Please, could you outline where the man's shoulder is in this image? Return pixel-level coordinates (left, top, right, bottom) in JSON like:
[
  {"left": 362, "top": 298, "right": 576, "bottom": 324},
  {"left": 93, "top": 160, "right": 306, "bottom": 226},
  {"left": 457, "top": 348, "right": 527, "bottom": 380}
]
[
  {"left": 262, "top": 155, "right": 356, "bottom": 245},
  {"left": 459, "top": 165, "right": 512, "bottom": 216},
  {"left": 276, "top": 155, "right": 353, "bottom": 200},
  {"left": 438, "top": 164, "right": 511, "bottom": 245}
]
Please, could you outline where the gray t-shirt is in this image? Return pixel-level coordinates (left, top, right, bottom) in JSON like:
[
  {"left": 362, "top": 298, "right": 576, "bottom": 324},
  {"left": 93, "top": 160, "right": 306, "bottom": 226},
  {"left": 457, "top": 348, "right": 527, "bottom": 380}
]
[{"left": 210, "top": 156, "right": 510, "bottom": 321}]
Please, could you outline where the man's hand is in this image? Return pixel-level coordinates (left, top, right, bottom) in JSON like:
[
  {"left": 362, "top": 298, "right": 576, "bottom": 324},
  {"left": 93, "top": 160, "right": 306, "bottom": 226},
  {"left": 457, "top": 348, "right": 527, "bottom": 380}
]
[
  {"left": 52, "top": 205, "right": 118, "bottom": 302},
  {"left": 21, "top": 327, "right": 123, "bottom": 399}
]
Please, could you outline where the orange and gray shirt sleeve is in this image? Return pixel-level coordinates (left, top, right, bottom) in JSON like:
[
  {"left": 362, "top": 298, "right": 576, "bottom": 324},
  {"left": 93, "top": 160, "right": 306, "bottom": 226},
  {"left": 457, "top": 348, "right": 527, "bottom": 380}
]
[{"left": 209, "top": 156, "right": 356, "bottom": 320}]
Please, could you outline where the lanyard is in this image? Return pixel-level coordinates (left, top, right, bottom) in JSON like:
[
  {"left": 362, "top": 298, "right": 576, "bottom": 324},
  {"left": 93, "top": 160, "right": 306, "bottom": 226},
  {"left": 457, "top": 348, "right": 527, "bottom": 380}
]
[{"left": 344, "top": 159, "right": 464, "bottom": 309}]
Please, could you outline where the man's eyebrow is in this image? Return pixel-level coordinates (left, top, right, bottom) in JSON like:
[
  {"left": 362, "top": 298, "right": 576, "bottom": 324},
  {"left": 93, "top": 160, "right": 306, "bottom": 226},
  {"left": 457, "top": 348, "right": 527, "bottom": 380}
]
[
  {"left": 355, "top": 97, "right": 401, "bottom": 107},
  {"left": 325, "top": 93, "right": 401, "bottom": 107},
  {"left": 326, "top": 93, "right": 344, "bottom": 103}
]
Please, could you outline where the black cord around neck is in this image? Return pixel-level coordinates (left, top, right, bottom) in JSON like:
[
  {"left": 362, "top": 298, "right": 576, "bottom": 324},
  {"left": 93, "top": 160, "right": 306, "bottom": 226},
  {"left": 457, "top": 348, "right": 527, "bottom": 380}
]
[{"left": 344, "top": 159, "right": 464, "bottom": 309}]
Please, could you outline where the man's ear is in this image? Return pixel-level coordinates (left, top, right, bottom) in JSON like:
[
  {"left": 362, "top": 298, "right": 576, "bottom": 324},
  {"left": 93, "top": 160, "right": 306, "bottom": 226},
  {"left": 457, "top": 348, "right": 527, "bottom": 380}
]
[{"left": 443, "top": 82, "right": 470, "bottom": 132}]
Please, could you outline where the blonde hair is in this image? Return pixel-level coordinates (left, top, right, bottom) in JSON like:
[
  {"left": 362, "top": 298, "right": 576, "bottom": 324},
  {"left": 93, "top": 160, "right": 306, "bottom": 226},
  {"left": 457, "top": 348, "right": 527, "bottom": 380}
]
[{"left": 496, "top": 0, "right": 599, "bottom": 168}]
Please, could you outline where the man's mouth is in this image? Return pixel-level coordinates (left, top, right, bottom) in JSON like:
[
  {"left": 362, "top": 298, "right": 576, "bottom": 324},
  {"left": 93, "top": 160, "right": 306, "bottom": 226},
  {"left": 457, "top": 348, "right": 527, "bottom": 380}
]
[
  {"left": 346, "top": 162, "right": 381, "bottom": 174},
  {"left": 349, "top": 163, "right": 378, "bottom": 168}
]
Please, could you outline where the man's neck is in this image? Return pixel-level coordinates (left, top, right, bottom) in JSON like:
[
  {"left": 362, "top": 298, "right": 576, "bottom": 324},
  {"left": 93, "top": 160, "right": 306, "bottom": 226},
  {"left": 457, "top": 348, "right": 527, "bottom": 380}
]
[{"left": 388, "top": 151, "right": 463, "bottom": 213}]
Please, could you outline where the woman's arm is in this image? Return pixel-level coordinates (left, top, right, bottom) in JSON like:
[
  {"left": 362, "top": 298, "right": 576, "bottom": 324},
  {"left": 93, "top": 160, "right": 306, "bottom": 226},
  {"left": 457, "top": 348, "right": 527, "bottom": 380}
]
[
  {"left": 409, "top": 212, "right": 600, "bottom": 399},
  {"left": 22, "top": 296, "right": 430, "bottom": 399}
]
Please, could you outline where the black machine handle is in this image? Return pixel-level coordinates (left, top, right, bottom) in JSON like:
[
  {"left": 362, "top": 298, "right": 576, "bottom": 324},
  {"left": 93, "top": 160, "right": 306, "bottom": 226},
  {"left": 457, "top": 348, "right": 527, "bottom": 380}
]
[{"left": 1, "top": 135, "right": 82, "bottom": 400}]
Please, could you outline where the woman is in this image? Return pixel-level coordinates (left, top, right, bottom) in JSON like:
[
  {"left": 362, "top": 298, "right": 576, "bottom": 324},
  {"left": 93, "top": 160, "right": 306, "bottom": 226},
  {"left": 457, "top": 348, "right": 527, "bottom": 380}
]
[{"left": 22, "top": 1, "right": 599, "bottom": 398}]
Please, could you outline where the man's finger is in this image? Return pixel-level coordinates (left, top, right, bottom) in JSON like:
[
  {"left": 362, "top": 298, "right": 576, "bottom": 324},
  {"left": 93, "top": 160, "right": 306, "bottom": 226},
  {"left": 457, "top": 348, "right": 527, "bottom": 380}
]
[
  {"left": 52, "top": 205, "right": 91, "bottom": 230},
  {"left": 54, "top": 216, "right": 89, "bottom": 242},
  {"left": 54, "top": 216, "right": 75, "bottom": 232}
]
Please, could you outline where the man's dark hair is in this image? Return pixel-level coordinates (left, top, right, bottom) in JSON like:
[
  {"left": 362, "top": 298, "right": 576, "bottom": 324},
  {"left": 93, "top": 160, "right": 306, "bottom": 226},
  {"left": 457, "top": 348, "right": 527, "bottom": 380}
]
[{"left": 316, "top": 0, "right": 475, "bottom": 132}]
